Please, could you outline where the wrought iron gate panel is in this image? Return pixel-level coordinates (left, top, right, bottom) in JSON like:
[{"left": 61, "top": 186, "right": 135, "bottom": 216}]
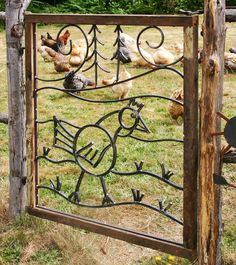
[{"left": 25, "top": 14, "right": 198, "bottom": 260}]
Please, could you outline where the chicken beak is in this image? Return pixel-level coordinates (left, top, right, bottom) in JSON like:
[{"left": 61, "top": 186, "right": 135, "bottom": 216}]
[{"left": 136, "top": 116, "right": 151, "bottom": 133}]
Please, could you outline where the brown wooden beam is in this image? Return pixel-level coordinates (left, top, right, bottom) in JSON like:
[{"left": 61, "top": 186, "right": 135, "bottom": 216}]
[
  {"left": 28, "top": 206, "right": 196, "bottom": 261},
  {"left": 24, "top": 13, "right": 198, "bottom": 27},
  {"left": 25, "top": 22, "right": 36, "bottom": 209},
  {"left": 183, "top": 23, "right": 198, "bottom": 252}
]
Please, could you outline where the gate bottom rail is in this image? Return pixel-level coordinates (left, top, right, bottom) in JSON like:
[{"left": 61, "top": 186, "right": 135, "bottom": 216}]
[{"left": 27, "top": 206, "right": 196, "bottom": 261}]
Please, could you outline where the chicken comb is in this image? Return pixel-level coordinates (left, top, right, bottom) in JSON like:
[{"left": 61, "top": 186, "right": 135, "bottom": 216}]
[{"left": 128, "top": 98, "right": 144, "bottom": 113}]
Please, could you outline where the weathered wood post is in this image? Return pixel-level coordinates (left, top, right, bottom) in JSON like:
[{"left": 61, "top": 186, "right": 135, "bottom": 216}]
[
  {"left": 199, "top": 0, "right": 225, "bottom": 264},
  {"left": 5, "top": 0, "right": 31, "bottom": 217},
  {"left": 0, "top": 13, "right": 7, "bottom": 125}
]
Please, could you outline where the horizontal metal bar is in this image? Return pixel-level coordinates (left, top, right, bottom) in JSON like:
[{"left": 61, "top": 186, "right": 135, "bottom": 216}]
[
  {"left": 27, "top": 206, "right": 196, "bottom": 261},
  {"left": 25, "top": 13, "right": 198, "bottom": 27}
]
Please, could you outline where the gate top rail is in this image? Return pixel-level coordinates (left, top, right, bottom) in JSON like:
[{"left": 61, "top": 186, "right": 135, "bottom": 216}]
[{"left": 24, "top": 13, "right": 198, "bottom": 27}]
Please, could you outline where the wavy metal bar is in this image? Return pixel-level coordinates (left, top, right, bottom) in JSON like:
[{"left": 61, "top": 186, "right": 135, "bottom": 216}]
[
  {"left": 37, "top": 155, "right": 76, "bottom": 164},
  {"left": 111, "top": 169, "right": 183, "bottom": 190},
  {"left": 36, "top": 64, "right": 183, "bottom": 86},
  {"left": 37, "top": 184, "right": 183, "bottom": 225},
  {"left": 37, "top": 24, "right": 89, "bottom": 82},
  {"left": 35, "top": 87, "right": 184, "bottom": 107},
  {"left": 129, "top": 136, "right": 183, "bottom": 143}
]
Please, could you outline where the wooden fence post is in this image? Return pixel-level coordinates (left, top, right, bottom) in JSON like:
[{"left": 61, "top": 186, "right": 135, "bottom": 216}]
[
  {"left": 199, "top": 0, "right": 225, "bottom": 264},
  {"left": 5, "top": 0, "right": 32, "bottom": 217}
]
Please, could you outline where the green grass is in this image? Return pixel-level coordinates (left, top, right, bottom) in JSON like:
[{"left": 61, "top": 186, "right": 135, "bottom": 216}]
[
  {"left": 31, "top": 247, "right": 62, "bottom": 264},
  {"left": 0, "top": 19, "right": 236, "bottom": 265}
]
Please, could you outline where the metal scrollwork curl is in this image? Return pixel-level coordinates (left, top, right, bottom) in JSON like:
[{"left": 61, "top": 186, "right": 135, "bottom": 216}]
[
  {"left": 137, "top": 26, "right": 183, "bottom": 67},
  {"left": 37, "top": 24, "right": 89, "bottom": 82}
]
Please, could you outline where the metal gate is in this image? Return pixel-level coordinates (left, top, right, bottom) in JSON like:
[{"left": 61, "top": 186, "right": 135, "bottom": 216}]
[{"left": 25, "top": 14, "right": 198, "bottom": 261}]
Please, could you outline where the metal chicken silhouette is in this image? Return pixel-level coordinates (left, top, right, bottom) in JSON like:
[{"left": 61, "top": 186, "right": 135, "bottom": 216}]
[{"left": 38, "top": 98, "right": 183, "bottom": 225}]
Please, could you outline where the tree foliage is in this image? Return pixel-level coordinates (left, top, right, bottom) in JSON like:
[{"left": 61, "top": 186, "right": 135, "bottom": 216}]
[
  {"left": 0, "top": 0, "right": 235, "bottom": 14},
  {"left": 27, "top": 0, "right": 204, "bottom": 14},
  {"left": 1, "top": 0, "right": 236, "bottom": 14}
]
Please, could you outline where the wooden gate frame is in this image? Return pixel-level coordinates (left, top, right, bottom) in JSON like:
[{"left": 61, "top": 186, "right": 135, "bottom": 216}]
[{"left": 25, "top": 14, "right": 198, "bottom": 261}]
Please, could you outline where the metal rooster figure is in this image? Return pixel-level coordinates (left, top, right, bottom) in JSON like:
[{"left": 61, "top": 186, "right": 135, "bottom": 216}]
[
  {"left": 41, "top": 99, "right": 150, "bottom": 205},
  {"left": 38, "top": 98, "right": 183, "bottom": 225},
  {"left": 71, "top": 99, "right": 150, "bottom": 205}
]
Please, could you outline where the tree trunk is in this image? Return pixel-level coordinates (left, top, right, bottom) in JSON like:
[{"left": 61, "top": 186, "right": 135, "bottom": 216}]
[
  {"left": 5, "top": 0, "right": 31, "bottom": 217},
  {"left": 199, "top": 0, "right": 225, "bottom": 264}
]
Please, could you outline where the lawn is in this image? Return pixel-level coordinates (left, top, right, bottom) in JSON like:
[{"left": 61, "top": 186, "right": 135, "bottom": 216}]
[{"left": 0, "top": 17, "right": 236, "bottom": 265}]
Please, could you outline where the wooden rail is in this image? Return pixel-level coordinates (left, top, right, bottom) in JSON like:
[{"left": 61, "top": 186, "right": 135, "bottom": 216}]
[
  {"left": 25, "top": 13, "right": 198, "bottom": 26},
  {"left": 28, "top": 206, "right": 196, "bottom": 261}
]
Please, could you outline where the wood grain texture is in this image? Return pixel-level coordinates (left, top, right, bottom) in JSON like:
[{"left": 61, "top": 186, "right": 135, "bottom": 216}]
[
  {"left": 28, "top": 206, "right": 196, "bottom": 261},
  {"left": 25, "top": 13, "right": 198, "bottom": 26},
  {"left": 6, "top": 0, "right": 27, "bottom": 217},
  {"left": 199, "top": 1, "right": 225, "bottom": 264},
  {"left": 183, "top": 23, "right": 198, "bottom": 253},
  {"left": 25, "top": 22, "right": 36, "bottom": 208}
]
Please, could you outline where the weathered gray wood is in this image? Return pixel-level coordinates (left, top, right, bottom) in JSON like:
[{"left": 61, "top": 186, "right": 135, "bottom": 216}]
[
  {"left": 0, "top": 113, "right": 8, "bottom": 124},
  {"left": 199, "top": 0, "right": 225, "bottom": 264},
  {"left": 6, "top": 0, "right": 32, "bottom": 217}
]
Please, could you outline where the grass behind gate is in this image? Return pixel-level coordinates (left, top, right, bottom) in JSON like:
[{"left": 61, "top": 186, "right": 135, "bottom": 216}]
[{"left": 0, "top": 20, "right": 236, "bottom": 265}]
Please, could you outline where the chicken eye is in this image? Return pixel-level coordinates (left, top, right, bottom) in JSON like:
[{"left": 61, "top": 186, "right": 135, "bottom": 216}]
[
  {"left": 131, "top": 112, "right": 138, "bottom": 119},
  {"left": 118, "top": 107, "right": 139, "bottom": 130}
]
